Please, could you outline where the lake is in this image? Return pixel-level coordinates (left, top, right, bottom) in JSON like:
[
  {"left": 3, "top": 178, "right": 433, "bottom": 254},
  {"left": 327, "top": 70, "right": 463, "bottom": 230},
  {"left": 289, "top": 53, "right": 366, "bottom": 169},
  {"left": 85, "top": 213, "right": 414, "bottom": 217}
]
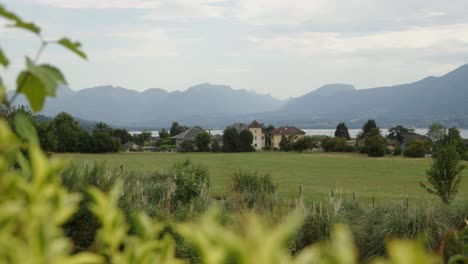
[{"left": 131, "top": 128, "right": 468, "bottom": 139}]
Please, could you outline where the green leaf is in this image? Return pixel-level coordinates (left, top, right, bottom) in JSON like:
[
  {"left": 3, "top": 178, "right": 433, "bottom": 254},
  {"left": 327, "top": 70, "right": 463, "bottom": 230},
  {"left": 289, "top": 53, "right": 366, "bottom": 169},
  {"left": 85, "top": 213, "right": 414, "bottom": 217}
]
[
  {"left": 25, "top": 58, "right": 67, "bottom": 96},
  {"left": 58, "top": 38, "right": 87, "bottom": 59},
  {"left": 16, "top": 71, "right": 46, "bottom": 112},
  {"left": 14, "top": 112, "right": 39, "bottom": 144},
  {"left": 0, "top": 4, "right": 41, "bottom": 34},
  {"left": 0, "top": 47, "right": 9, "bottom": 67},
  {"left": 16, "top": 59, "right": 66, "bottom": 111}
]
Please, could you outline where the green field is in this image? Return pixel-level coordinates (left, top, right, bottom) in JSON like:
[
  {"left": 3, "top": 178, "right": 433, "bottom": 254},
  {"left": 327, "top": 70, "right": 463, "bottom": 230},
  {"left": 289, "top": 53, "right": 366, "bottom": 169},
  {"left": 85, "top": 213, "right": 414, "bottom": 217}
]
[{"left": 56, "top": 152, "right": 468, "bottom": 203}]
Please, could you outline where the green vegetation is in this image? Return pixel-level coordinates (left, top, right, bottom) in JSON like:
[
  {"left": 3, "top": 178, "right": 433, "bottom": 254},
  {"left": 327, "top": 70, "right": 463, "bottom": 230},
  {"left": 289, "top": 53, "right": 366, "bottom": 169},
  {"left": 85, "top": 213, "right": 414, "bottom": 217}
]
[
  {"left": 2, "top": 5, "right": 467, "bottom": 264},
  {"left": 56, "top": 151, "right": 468, "bottom": 202}
]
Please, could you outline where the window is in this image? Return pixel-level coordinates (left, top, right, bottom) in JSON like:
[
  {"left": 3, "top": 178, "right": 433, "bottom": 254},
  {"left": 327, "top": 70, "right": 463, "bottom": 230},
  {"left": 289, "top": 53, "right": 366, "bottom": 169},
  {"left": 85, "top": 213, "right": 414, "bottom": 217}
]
[
  {"left": 255, "top": 136, "right": 257, "bottom": 140},
  {"left": 255, "top": 143, "right": 257, "bottom": 147}
]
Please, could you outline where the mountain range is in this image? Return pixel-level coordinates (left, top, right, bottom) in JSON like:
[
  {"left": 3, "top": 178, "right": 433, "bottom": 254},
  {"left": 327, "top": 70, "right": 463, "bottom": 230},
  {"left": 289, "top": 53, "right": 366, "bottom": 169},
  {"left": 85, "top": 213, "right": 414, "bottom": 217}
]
[{"left": 11, "top": 63, "right": 468, "bottom": 129}]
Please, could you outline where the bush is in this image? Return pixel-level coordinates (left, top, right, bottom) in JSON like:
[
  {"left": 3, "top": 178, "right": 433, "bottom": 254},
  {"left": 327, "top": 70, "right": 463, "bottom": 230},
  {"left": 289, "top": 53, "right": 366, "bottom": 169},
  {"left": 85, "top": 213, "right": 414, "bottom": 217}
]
[
  {"left": 211, "top": 140, "right": 221, "bottom": 152},
  {"left": 171, "top": 160, "right": 210, "bottom": 209},
  {"left": 321, "top": 137, "right": 351, "bottom": 152},
  {"left": 404, "top": 140, "right": 429, "bottom": 158},
  {"left": 230, "top": 170, "right": 277, "bottom": 212},
  {"left": 179, "top": 140, "right": 195, "bottom": 152},
  {"left": 364, "top": 128, "right": 386, "bottom": 157},
  {"left": 393, "top": 146, "right": 403, "bottom": 156}
]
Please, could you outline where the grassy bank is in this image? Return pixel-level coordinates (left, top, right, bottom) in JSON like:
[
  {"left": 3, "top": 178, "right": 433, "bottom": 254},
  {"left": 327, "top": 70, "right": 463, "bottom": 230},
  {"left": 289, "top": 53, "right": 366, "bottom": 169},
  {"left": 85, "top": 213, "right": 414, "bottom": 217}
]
[{"left": 56, "top": 152, "right": 468, "bottom": 203}]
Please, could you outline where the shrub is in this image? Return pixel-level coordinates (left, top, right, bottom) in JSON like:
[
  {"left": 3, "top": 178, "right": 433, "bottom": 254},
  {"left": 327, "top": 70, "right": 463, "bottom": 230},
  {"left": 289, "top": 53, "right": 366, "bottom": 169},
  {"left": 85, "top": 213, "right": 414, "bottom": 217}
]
[
  {"left": 321, "top": 136, "right": 351, "bottom": 152},
  {"left": 210, "top": 140, "right": 221, "bottom": 152},
  {"left": 364, "top": 128, "right": 386, "bottom": 157},
  {"left": 230, "top": 170, "right": 277, "bottom": 212},
  {"left": 171, "top": 160, "right": 210, "bottom": 209},
  {"left": 393, "top": 146, "right": 403, "bottom": 156},
  {"left": 404, "top": 140, "right": 429, "bottom": 158},
  {"left": 179, "top": 140, "right": 195, "bottom": 152}
]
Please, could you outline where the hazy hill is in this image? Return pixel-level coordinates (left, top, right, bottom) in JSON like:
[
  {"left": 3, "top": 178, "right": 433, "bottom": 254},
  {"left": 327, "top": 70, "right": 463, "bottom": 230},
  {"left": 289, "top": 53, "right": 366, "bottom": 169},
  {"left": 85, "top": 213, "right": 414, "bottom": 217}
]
[
  {"left": 13, "top": 83, "right": 284, "bottom": 128},
  {"left": 11, "top": 63, "right": 468, "bottom": 129},
  {"left": 275, "top": 63, "right": 468, "bottom": 128}
]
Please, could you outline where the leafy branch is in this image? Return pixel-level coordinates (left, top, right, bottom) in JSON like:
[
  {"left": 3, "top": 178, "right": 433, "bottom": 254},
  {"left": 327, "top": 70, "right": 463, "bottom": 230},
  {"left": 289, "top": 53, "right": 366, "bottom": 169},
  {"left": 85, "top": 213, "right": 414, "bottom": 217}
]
[{"left": 0, "top": 3, "right": 86, "bottom": 111}]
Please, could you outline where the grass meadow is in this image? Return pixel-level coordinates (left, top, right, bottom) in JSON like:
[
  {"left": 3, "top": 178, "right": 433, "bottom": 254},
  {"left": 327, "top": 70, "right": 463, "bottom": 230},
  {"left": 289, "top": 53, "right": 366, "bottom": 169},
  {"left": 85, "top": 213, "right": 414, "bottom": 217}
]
[{"left": 56, "top": 152, "right": 468, "bottom": 204}]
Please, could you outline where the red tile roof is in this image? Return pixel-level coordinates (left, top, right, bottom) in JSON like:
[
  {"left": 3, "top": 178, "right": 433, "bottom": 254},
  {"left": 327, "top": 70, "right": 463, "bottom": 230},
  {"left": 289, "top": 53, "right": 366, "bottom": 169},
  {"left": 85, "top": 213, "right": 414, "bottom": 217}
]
[{"left": 270, "top": 127, "right": 306, "bottom": 135}]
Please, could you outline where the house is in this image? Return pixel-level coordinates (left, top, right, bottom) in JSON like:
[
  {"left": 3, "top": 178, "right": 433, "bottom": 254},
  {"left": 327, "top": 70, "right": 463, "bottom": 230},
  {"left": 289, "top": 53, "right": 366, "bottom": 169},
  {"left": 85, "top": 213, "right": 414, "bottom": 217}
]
[
  {"left": 248, "top": 120, "right": 266, "bottom": 150},
  {"left": 171, "top": 127, "right": 206, "bottom": 149},
  {"left": 270, "top": 126, "right": 306, "bottom": 149},
  {"left": 123, "top": 141, "right": 140, "bottom": 152}
]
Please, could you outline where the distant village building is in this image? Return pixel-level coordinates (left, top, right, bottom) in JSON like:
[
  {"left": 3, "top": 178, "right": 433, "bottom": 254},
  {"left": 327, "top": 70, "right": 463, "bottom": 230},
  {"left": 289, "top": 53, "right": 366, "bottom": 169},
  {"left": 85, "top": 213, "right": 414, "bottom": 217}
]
[
  {"left": 270, "top": 126, "right": 306, "bottom": 149},
  {"left": 248, "top": 120, "right": 266, "bottom": 150},
  {"left": 123, "top": 142, "right": 140, "bottom": 152},
  {"left": 172, "top": 127, "right": 206, "bottom": 149}
]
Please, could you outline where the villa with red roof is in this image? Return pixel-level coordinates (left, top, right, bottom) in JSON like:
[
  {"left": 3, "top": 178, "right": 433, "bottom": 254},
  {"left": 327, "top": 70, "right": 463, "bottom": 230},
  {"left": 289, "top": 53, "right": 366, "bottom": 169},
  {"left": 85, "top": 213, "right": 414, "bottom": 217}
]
[{"left": 270, "top": 126, "right": 306, "bottom": 149}]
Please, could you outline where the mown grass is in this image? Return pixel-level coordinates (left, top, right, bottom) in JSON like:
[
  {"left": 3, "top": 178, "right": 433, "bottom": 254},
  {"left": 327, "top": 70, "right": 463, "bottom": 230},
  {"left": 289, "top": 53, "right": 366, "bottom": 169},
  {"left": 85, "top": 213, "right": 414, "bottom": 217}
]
[{"left": 56, "top": 152, "right": 468, "bottom": 203}]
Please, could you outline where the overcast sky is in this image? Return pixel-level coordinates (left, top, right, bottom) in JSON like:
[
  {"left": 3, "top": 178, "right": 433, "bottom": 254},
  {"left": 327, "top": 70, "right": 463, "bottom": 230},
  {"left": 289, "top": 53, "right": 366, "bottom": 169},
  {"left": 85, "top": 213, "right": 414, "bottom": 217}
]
[{"left": 2, "top": 0, "right": 468, "bottom": 99}]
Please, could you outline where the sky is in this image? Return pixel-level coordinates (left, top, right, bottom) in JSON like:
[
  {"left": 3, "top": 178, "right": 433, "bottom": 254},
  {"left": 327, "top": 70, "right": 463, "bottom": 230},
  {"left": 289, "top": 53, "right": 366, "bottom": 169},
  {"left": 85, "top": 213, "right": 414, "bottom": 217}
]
[{"left": 1, "top": 0, "right": 468, "bottom": 99}]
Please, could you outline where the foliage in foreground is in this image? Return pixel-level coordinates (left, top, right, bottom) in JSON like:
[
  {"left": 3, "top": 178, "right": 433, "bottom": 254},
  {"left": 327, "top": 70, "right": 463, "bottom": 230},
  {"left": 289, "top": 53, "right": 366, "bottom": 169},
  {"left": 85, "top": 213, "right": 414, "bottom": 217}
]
[{"left": 0, "top": 4, "right": 465, "bottom": 264}]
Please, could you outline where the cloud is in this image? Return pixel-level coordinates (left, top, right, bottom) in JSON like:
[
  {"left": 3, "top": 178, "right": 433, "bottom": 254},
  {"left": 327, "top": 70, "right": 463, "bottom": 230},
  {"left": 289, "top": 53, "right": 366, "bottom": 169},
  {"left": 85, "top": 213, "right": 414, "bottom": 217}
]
[
  {"left": 32, "top": 0, "right": 159, "bottom": 8},
  {"left": 245, "top": 23, "right": 468, "bottom": 62},
  {"left": 100, "top": 28, "right": 181, "bottom": 58}
]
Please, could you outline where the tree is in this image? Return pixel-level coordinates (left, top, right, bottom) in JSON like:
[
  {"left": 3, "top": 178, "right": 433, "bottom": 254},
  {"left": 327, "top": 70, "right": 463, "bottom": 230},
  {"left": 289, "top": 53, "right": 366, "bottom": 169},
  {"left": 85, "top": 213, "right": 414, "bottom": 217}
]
[
  {"left": 279, "top": 136, "right": 293, "bottom": 152},
  {"left": 93, "top": 122, "right": 112, "bottom": 135},
  {"left": 195, "top": 132, "right": 211, "bottom": 152},
  {"left": 427, "top": 123, "right": 447, "bottom": 151},
  {"left": 223, "top": 127, "right": 240, "bottom": 152},
  {"left": 442, "top": 127, "right": 466, "bottom": 158},
  {"left": 133, "top": 131, "right": 152, "bottom": 146},
  {"left": 179, "top": 140, "right": 195, "bottom": 152},
  {"left": 387, "top": 125, "right": 415, "bottom": 145},
  {"left": 159, "top": 128, "right": 170, "bottom": 139},
  {"left": 93, "top": 132, "right": 119, "bottom": 153},
  {"left": 211, "top": 140, "right": 221, "bottom": 153},
  {"left": 358, "top": 119, "right": 378, "bottom": 140},
  {"left": 321, "top": 137, "right": 352, "bottom": 152},
  {"left": 112, "top": 129, "right": 132, "bottom": 144},
  {"left": 170, "top": 122, "right": 187, "bottom": 137},
  {"left": 52, "top": 112, "right": 83, "bottom": 152},
  {"left": 404, "top": 140, "right": 429, "bottom": 158},
  {"left": 420, "top": 145, "right": 466, "bottom": 204},
  {"left": 364, "top": 128, "right": 386, "bottom": 157},
  {"left": 263, "top": 124, "right": 275, "bottom": 147},
  {"left": 239, "top": 129, "right": 254, "bottom": 152},
  {"left": 36, "top": 120, "right": 57, "bottom": 152},
  {"left": 293, "top": 137, "right": 313, "bottom": 153},
  {"left": 334, "top": 122, "right": 350, "bottom": 140}
]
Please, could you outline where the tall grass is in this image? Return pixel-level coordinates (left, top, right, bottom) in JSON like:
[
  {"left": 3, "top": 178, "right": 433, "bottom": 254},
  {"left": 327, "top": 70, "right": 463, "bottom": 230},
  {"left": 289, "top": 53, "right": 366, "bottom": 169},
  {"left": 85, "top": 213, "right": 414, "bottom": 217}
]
[{"left": 60, "top": 161, "right": 468, "bottom": 261}]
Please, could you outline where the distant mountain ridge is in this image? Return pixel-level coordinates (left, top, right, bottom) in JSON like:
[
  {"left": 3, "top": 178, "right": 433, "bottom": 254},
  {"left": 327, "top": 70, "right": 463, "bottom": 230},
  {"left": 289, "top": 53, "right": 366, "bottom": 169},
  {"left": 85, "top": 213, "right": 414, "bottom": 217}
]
[
  {"left": 12, "top": 83, "right": 284, "bottom": 128},
  {"left": 276, "top": 63, "right": 468, "bottom": 128},
  {"left": 11, "top": 63, "right": 468, "bottom": 129}
]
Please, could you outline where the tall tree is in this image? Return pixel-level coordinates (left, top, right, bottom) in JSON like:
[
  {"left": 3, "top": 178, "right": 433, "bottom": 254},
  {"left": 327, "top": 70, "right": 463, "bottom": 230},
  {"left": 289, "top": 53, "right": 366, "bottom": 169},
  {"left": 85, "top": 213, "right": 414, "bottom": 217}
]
[
  {"left": 387, "top": 125, "right": 416, "bottom": 145},
  {"left": 334, "top": 122, "right": 351, "bottom": 140},
  {"left": 222, "top": 127, "right": 240, "bottom": 152},
  {"left": 195, "top": 132, "right": 211, "bottom": 152},
  {"left": 358, "top": 119, "right": 378, "bottom": 140},
  {"left": 112, "top": 129, "right": 133, "bottom": 144},
  {"left": 262, "top": 124, "right": 275, "bottom": 147},
  {"left": 239, "top": 129, "right": 254, "bottom": 152},
  {"left": 52, "top": 112, "right": 83, "bottom": 152},
  {"left": 93, "top": 122, "right": 112, "bottom": 135},
  {"left": 170, "top": 122, "right": 187, "bottom": 137},
  {"left": 427, "top": 123, "right": 447, "bottom": 145},
  {"left": 364, "top": 127, "right": 386, "bottom": 157},
  {"left": 159, "top": 128, "right": 170, "bottom": 139},
  {"left": 420, "top": 145, "right": 466, "bottom": 204}
]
